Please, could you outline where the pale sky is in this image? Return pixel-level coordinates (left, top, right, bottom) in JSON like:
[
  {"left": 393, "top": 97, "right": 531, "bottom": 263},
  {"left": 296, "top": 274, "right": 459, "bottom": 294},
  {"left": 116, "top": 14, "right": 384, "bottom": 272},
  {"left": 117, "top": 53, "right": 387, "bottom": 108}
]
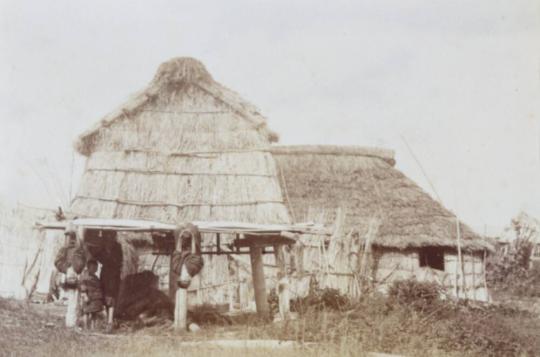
[{"left": 1, "top": 0, "right": 539, "bottom": 235}]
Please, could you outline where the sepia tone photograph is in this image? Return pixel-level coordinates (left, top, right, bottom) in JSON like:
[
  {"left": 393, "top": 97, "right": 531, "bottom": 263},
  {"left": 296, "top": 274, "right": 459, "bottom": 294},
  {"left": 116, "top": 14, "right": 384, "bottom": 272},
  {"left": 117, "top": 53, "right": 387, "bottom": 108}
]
[{"left": 1, "top": 1, "right": 539, "bottom": 356}]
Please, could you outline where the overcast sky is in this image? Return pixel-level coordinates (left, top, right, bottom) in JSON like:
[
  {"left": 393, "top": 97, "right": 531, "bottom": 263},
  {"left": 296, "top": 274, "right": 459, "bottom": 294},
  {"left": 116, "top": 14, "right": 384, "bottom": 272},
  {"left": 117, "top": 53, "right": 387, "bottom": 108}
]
[{"left": 1, "top": 0, "right": 539, "bottom": 234}]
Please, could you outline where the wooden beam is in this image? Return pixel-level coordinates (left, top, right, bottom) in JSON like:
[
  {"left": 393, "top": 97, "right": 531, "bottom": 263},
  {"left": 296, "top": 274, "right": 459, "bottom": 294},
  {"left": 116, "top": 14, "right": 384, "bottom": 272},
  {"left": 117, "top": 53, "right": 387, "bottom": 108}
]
[
  {"left": 153, "top": 249, "right": 277, "bottom": 256},
  {"left": 249, "top": 246, "right": 269, "bottom": 318},
  {"left": 234, "top": 235, "right": 295, "bottom": 248}
]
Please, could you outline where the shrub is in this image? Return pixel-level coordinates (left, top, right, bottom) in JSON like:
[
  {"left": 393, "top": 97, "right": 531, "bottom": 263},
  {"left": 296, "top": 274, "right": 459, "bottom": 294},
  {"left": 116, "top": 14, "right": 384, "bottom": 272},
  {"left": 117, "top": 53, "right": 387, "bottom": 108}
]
[
  {"left": 291, "top": 287, "right": 350, "bottom": 314},
  {"left": 487, "top": 238, "right": 540, "bottom": 298},
  {"left": 387, "top": 279, "right": 442, "bottom": 312}
]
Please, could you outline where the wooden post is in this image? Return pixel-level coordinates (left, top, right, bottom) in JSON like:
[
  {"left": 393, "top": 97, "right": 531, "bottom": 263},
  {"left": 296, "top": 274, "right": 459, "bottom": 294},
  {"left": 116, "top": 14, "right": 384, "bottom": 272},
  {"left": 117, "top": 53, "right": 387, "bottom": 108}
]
[
  {"left": 63, "top": 265, "right": 79, "bottom": 328},
  {"left": 277, "top": 275, "right": 290, "bottom": 320},
  {"left": 249, "top": 246, "right": 269, "bottom": 318},
  {"left": 174, "top": 264, "right": 189, "bottom": 331},
  {"left": 472, "top": 254, "right": 476, "bottom": 300},
  {"left": 65, "top": 287, "right": 79, "bottom": 327},
  {"left": 172, "top": 227, "right": 189, "bottom": 332},
  {"left": 456, "top": 217, "right": 466, "bottom": 298},
  {"left": 274, "top": 244, "right": 290, "bottom": 320},
  {"left": 483, "top": 249, "right": 490, "bottom": 302},
  {"left": 273, "top": 244, "right": 286, "bottom": 273},
  {"left": 169, "top": 255, "right": 177, "bottom": 302}
]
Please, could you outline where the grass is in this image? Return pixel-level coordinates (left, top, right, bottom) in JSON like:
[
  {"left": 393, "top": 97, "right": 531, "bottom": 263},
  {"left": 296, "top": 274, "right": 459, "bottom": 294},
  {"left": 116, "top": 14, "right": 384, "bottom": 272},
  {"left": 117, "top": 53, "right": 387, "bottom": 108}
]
[
  {"left": 0, "top": 298, "right": 348, "bottom": 357},
  {"left": 2, "top": 281, "right": 540, "bottom": 357}
]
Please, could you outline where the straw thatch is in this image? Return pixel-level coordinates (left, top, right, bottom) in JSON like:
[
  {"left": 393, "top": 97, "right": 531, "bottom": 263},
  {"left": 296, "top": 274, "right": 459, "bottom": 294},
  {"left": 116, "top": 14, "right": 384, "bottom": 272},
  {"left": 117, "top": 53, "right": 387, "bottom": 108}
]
[
  {"left": 71, "top": 57, "right": 289, "bottom": 225},
  {"left": 0, "top": 204, "right": 62, "bottom": 299},
  {"left": 69, "top": 57, "right": 290, "bottom": 308},
  {"left": 271, "top": 145, "right": 492, "bottom": 301},
  {"left": 272, "top": 145, "right": 492, "bottom": 252}
]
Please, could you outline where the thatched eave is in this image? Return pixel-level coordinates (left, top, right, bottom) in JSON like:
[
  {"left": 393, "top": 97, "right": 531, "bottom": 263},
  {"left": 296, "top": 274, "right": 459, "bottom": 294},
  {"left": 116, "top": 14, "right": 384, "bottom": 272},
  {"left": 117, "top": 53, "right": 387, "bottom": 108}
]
[{"left": 272, "top": 144, "right": 493, "bottom": 253}]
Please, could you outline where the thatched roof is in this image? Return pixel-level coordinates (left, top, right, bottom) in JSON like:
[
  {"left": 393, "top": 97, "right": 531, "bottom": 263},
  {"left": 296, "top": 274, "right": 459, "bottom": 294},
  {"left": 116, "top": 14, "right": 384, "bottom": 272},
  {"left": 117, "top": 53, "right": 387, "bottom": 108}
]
[
  {"left": 75, "top": 57, "right": 278, "bottom": 156},
  {"left": 272, "top": 145, "right": 493, "bottom": 252},
  {"left": 71, "top": 57, "right": 289, "bottom": 225}
]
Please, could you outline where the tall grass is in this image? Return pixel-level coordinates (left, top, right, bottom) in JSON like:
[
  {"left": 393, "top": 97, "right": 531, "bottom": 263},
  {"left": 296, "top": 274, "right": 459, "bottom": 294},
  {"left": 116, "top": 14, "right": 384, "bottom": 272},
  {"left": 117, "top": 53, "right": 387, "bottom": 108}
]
[{"left": 2, "top": 279, "right": 540, "bottom": 357}]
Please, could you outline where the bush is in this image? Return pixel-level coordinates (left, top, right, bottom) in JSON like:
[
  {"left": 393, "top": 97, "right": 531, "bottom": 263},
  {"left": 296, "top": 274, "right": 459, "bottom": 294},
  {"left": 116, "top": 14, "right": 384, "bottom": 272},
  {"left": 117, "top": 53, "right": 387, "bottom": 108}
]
[
  {"left": 375, "top": 279, "right": 537, "bottom": 356},
  {"left": 263, "top": 279, "right": 538, "bottom": 355},
  {"left": 387, "top": 279, "right": 442, "bottom": 312},
  {"left": 290, "top": 287, "right": 350, "bottom": 314},
  {"left": 487, "top": 238, "right": 540, "bottom": 298}
]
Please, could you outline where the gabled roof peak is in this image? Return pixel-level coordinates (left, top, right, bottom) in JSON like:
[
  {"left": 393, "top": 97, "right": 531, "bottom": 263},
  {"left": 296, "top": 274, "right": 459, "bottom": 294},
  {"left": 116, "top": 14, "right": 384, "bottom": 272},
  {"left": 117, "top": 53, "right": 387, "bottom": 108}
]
[
  {"left": 152, "top": 57, "right": 213, "bottom": 85},
  {"left": 74, "top": 57, "right": 278, "bottom": 156}
]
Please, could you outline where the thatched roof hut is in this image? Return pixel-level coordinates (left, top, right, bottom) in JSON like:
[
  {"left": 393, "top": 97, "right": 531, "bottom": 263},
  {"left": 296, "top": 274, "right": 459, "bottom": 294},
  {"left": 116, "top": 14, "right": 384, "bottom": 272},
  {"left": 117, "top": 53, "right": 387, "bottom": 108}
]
[
  {"left": 271, "top": 145, "right": 493, "bottom": 300},
  {"left": 71, "top": 57, "right": 289, "bottom": 225},
  {"left": 271, "top": 145, "right": 491, "bottom": 252},
  {"left": 68, "top": 57, "right": 292, "bottom": 309}
]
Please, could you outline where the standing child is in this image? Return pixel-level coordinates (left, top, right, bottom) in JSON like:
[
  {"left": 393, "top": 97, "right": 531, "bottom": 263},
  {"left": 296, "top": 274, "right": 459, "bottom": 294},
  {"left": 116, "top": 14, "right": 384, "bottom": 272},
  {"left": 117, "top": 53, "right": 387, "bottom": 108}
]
[{"left": 80, "top": 260, "right": 104, "bottom": 330}]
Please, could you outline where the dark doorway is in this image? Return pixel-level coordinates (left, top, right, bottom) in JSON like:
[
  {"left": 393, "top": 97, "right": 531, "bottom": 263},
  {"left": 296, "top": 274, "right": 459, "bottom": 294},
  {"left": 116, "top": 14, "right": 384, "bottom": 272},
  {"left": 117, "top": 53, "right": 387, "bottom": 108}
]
[{"left": 419, "top": 247, "right": 445, "bottom": 271}]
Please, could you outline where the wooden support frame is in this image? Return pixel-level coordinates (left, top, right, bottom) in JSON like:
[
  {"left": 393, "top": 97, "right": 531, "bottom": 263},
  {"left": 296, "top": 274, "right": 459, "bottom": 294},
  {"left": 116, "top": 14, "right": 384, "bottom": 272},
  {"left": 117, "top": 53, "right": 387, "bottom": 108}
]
[
  {"left": 39, "top": 219, "right": 325, "bottom": 327},
  {"left": 172, "top": 231, "right": 189, "bottom": 332},
  {"left": 234, "top": 234, "right": 295, "bottom": 248},
  {"left": 249, "top": 246, "right": 269, "bottom": 319},
  {"left": 274, "top": 244, "right": 291, "bottom": 320}
]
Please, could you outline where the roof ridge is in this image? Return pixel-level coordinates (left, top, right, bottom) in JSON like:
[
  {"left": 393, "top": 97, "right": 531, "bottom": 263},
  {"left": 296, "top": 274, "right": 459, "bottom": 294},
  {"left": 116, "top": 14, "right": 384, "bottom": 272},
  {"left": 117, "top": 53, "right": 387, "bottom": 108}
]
[{"left": 270, "top": 145, "right": 396, "bottom": 166}]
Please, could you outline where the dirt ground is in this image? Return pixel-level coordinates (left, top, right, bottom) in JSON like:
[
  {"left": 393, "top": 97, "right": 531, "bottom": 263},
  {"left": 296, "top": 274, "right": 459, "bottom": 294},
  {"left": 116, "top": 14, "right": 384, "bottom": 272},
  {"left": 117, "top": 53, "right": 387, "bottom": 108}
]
[
  {"left": 0, "top": 299, "right": 352, "bottom": 357},
  {"left": 3, "top": 295, "right": 540, "bottom": 357}
]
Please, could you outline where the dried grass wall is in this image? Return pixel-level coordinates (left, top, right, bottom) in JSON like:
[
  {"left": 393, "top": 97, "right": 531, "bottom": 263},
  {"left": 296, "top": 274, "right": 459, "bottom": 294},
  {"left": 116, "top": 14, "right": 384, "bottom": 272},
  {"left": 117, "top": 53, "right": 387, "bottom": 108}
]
[
  {"left": 370, "top": 248, "right": 488, "bottom": 300},
  {"left": 285, "top": 241, "right": 490, "bottom": 301},
  {"left": 271, "top": 146, "right": 491, "bottom": 301},
  {"left": 0, "top": 205, "right": 61, "bottom": 299},
  {"left": 71, "top": 83, "right": 289, "bottom": 224},
  {"left": 71, "top": 64, "right": 290, "bottom": 308}
]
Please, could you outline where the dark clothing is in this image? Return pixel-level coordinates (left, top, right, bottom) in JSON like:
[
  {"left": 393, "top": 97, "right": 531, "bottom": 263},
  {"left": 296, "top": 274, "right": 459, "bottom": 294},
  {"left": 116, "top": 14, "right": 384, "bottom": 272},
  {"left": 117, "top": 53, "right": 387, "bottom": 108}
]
[
  {"left": 80, "top": 272, "right": 104, "bottom": 314},
  {"left": 90, "top": 237, "right": 123, "bottom": 308}
]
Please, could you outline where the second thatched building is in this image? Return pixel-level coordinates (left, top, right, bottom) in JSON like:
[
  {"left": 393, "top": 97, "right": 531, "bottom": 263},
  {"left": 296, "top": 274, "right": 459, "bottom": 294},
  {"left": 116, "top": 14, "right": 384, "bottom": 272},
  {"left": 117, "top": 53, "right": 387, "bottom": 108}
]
[{"left": 272, "top": 145, "right": 493, "bottom": 301}]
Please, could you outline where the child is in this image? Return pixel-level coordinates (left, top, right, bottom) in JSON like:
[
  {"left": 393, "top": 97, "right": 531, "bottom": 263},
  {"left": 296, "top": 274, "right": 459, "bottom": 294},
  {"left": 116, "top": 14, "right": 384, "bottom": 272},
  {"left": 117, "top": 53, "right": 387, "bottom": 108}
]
[{"left": 80, "top": 260, "right": 104, "bottom": 330}]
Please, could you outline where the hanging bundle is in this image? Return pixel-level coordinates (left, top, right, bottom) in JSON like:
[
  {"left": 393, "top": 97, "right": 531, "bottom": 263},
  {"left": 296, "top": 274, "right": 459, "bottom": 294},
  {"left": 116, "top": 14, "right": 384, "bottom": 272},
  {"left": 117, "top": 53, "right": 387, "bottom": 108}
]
[
  {"left": 171, "top": 223, "right": 204, "bottom": 288},
  {"left": 172, "top": 251, "right": 204, "bottom": 276},
  {"left": 54, "top": 230, "right": 86, "bottom": 288}
]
